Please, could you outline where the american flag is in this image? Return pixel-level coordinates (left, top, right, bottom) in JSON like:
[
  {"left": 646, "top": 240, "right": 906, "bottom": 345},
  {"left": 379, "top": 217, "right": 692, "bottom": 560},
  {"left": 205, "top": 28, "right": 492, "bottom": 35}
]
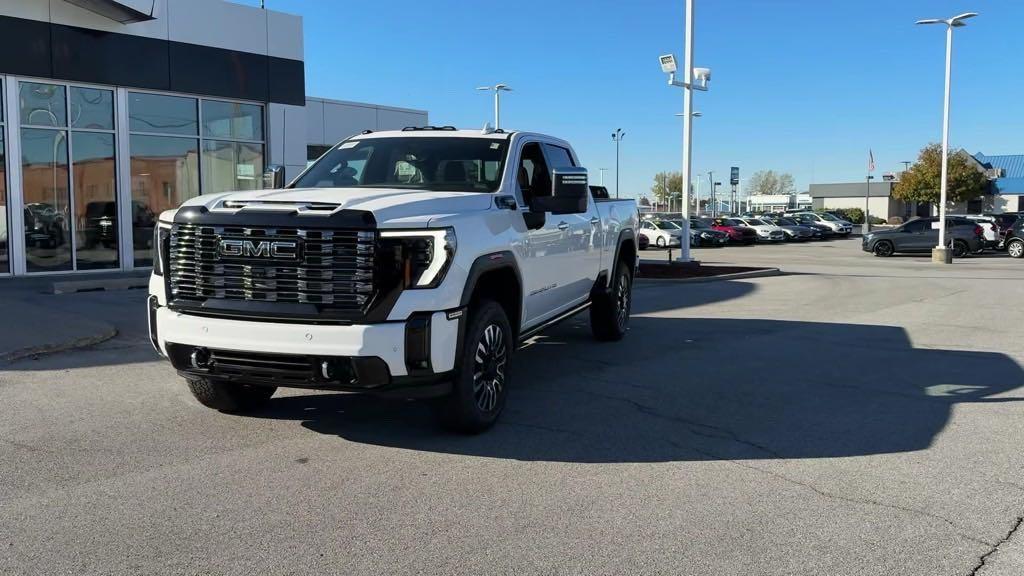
[{"left": 868, "top": 150, "right": 875, "bottom": 173}]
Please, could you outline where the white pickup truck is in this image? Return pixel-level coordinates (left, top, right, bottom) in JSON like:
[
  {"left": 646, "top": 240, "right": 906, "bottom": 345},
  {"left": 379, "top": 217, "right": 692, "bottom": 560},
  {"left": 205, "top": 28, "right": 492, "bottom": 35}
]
[{"left": 148, "top": 127, "right": 639, "bottom": 432}]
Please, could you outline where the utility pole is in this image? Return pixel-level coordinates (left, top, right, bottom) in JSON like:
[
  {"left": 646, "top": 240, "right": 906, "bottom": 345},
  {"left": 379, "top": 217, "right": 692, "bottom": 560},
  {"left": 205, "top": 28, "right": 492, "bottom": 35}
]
[
  {"left": 612, "top": 129, "right": 625, "bottom": 199},
  {"left": 476, "top": 84, "right": 512, "bottom": 129}
]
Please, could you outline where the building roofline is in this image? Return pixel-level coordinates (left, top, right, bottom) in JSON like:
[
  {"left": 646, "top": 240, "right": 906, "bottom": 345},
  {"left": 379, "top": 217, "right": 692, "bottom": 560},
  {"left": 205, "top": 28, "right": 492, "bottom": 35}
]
[{"left": 306, "top": 96, "right": 428, "bottom": 115}]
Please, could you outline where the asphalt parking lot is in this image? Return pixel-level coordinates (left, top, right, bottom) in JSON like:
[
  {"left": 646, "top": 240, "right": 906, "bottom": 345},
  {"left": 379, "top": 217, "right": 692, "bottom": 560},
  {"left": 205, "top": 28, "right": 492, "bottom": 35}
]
[{"left": 3, "top": 238, "right": 1024, "bottom": 576}]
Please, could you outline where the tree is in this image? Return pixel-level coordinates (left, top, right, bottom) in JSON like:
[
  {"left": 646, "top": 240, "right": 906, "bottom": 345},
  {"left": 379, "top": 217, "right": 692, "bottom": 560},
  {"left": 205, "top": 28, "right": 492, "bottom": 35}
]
[
  {"left": 746, "top": 170, "right": 796, "bottom": 196},
  {"left": 638, "top": 196, "right": 651, "bottom": 207},
  {"left": 893, "top": 144, "right": 989, "bottom": 207},
  {"left": 650, "top": 171, "right": 683, "bottom": 208}
]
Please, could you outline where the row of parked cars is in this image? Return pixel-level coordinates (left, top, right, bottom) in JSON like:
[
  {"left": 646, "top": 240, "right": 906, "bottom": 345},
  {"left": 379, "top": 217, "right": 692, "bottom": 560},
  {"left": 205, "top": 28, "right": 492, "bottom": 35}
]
[
  {"left": 638, "top": 210, "right": 855, "bottom": 250},
  {"left": 862, "top": 212, "right": 1024, "bottom": 258}
]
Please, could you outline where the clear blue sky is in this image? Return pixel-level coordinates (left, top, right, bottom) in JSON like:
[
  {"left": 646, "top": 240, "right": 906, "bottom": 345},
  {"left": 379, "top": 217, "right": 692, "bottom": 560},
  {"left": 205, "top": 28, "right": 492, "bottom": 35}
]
[{"left": 241, "top": 0, "right": 1024, "bottom": 199}]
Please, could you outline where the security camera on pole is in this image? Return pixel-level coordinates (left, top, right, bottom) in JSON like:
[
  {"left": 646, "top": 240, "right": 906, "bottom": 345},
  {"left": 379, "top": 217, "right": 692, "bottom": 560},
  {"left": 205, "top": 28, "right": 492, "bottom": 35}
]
[
  {"left": 915, "top": 11, "right": 977, "bottom": 264},
  {"left": 660, "top": 0, "right": 711, "bottom": 263}
]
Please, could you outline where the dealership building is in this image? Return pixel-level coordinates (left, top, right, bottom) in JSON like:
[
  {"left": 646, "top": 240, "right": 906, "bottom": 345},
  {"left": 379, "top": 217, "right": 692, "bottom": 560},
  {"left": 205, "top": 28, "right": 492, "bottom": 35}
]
[{"left": 0, "top": 0, "right": 427, "bottom": 277}]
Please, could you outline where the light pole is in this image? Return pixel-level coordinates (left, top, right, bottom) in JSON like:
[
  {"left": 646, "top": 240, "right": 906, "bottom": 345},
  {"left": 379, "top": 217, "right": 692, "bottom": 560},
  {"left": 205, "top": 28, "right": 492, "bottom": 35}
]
[
  {"left": 476, "top": 84, "right": 512, "bottom": 130},
  {"left": 612, "top": 129, "right": 625, "bottom": 199},
  {"left": 901, "top": 161, "right": 912, "bottom": 173},
  {"left": 660, "top": 0, "right": 711, "bottom": 263},
  {"left": 864, "top": 175, "right": 874, "bottom": 234},
  {"left": 599, "top": 168, "right": 608, "bottom": 186},
  {"left": 916, "top": 11, "right": 976, "bottom": 263}
]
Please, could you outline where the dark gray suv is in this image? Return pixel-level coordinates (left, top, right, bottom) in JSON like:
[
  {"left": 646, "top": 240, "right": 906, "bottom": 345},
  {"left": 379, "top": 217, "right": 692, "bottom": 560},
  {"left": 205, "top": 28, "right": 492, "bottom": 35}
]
[{"left": 862, "top": 217, "right": 984, "bottom": 258}]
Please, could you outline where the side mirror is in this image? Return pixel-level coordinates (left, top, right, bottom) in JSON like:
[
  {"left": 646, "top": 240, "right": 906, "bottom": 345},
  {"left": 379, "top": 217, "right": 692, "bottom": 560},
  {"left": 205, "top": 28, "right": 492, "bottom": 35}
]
[
  {"left": 531, "top": 167, "right": 588, "bottom": 215},
  {"left": 263, "top": 165, "right": 286, "bottom": 189}
]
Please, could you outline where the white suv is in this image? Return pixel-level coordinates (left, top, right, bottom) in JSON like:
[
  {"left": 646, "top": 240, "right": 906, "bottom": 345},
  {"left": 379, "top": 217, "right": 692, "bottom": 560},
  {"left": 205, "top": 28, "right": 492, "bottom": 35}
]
[{"left": 791, "top": 212, "right": 853, "bottom": 235}]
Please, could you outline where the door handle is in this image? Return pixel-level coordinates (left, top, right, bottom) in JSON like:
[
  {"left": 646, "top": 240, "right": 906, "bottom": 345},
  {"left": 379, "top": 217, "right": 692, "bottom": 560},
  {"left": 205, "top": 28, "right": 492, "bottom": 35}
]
[
  {"left": 557, "top": 221, "right": 569, "bottom": 231},
  {"left": 590, "top": 217, "right": 600, "bottom": 226}
]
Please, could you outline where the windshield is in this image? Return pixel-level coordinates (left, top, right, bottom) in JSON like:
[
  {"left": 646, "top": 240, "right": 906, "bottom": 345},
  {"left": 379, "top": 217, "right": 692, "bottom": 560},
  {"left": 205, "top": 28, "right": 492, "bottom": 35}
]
[
  {"left": 776, "top": 218, "right": 797, "bottom": 226},
  {"left": 819, "top": 213, "right": 841, "bottom": 221},
  {"left": 690, "top": 219, "right": 710, "bottom": 229},
  {"left": 746, "top": 219, "right": 766, "bottom": 226},
  {"left": 658, "top": 221, "right": 682, "bottom": 230},
  {"left": 291, "top": 136, "right": 509, "bottom": 192}
]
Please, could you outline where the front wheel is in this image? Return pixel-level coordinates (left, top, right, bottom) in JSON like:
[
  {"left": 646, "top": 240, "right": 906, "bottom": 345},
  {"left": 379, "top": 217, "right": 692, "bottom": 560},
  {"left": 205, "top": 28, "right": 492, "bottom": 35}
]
[
  {"left": 656, "top": 236, "right": 666, "bottom": 248},
  {"left": 872, "top": 240, "right": 894, "bottom": 257},
  {"left": 591, "top": 260, "right": 632, "bottom": 342},
  {"left": 436, "top": 300, "right": 511, "bottom": 434},
  {"left": 186, "top": 378, "right": 276, "bottom": 413},
  {"left": 952, "top": 239, "right": 969, "bottom": 259},
  {"left": 1008, "top": 238, "right": 1024, "bottom": 258}
]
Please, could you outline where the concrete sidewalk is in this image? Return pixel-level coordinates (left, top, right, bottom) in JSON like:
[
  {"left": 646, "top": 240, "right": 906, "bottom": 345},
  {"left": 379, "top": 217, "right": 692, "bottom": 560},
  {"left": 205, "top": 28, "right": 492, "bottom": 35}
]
[{"left": 0, "top": 272, "right": 144, "bottom": 364}]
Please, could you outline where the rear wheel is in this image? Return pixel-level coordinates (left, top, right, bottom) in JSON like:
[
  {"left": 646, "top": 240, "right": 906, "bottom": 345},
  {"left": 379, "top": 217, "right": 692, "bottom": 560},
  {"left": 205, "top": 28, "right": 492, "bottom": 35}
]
[
  {"left": 185, "top": 378, "right": 276, "bottom": 412},
  {"left": 591, "top": 260, "right": 632, "bottom": 342},
  {"left": 952, "top": 239, "right": 969, "bottom": 258},
  {"left": 656, "top": 236, "right": 666, "bottom": 248},
  {"left": 872, "top": 240, "right": 894, "bottom": 257},
  {"left": 1008, "top": 238, "right": 1024, "bottom": 258},
  {"left": 436, "top": 300, "right": 511, "bottom": 434}
]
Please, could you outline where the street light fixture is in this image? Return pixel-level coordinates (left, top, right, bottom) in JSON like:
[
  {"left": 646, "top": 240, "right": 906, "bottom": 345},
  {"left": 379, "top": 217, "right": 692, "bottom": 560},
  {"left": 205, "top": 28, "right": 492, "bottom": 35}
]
[
  {"left": 660, "top": 0, "right": 712, "bottom": 263},
  {"left": 916, "top": 11, "right": 977, "bottom": 263},
  {"left": 476, "top": 84, "right": 512, "bottom": 130},
  {"left": 612, "top": 129, "right": 625, "bottom": 199}
]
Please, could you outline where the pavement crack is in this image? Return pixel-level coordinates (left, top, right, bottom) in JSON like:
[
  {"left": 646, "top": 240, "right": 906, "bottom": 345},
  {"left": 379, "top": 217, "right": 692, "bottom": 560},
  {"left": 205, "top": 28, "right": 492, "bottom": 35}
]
[
  {"left": 661, "top": 436, "right": 994, "bottom": 548},
  {"left": 574, "top": 386, "right": 784, "bottom": 459},
  {"left": 968, "top": 516, "right": 1024, "bottom": 576}
]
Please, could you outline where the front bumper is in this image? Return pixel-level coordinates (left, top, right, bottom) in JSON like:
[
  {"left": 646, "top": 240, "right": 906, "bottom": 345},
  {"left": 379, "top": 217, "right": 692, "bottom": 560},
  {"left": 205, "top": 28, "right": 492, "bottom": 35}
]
[{"left": 150, "top": 301, "right": 461, "bottom": 397}]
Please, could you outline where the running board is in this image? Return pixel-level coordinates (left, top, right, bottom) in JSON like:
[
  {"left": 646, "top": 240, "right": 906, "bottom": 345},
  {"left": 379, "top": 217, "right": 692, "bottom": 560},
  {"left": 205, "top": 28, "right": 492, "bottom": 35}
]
[{"left": 518, "top": 301, "right": 591, "bottom": 344}]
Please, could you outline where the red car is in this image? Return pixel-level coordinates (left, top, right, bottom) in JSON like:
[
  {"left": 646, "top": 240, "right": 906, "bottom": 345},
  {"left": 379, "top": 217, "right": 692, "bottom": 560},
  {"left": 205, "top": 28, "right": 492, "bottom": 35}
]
[{"left": 705, "top": 218, "right": 757, "bottom": 245}]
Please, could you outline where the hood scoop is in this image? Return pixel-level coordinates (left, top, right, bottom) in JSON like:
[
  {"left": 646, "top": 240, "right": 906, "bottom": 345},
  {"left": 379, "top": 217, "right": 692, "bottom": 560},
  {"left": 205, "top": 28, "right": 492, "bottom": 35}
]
[{"left": 218, "top": 199, "right": 342, "bottom": 217}]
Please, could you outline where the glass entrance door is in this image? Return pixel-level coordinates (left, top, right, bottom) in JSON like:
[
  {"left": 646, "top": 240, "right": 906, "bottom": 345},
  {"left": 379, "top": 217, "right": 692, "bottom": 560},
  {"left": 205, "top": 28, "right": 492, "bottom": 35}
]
[{"left": 19, "top": 81, "right": 118, "bottom": 272}]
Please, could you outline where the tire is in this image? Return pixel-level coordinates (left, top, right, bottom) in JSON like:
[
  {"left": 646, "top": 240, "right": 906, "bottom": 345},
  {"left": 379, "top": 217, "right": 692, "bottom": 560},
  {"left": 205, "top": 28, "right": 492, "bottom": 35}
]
[
  {"left": 1008, "top": 239, "right": 1024, "bottom": 259},
  {"left": 185, "top": 377, "right": 276, "bottom": 413},
  {"left": 591, "top": 260, "right": 632, "bottom": 342},
  {"left": 952, "top": 240, "right": 969, "bottom": 259},
  {"left": 436, "top": 300, "right": 511, "bottom": 434},
  {"left": 656, "top": 236, "right": 666, "bottom": 248},
  {"left": 872, "top": 240, "right": 894, "bottom": 257}
]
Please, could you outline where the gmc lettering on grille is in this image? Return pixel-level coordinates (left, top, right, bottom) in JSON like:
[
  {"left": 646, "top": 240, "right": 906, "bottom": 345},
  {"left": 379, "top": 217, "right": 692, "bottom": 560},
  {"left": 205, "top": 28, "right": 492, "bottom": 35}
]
[{"left": 219, "top": 239, "right": 299, "bottom": 260}]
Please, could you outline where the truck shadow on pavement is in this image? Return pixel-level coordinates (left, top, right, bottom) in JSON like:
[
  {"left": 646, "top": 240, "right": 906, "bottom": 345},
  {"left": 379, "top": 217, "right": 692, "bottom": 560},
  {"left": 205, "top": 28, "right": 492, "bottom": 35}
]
[{"left": 250, "top": 281, "right": 1024, "bottom": 463}]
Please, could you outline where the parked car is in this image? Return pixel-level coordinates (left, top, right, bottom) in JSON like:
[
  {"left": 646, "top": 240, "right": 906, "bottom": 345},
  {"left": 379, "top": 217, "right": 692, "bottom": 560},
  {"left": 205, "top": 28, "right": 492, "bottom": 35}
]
[
  {"left": 1002, "top": 218, "right": 1024, "bottom": 258},
  {"left": 24, "top": 203, "right": 65, "bottom": 249},
  {"left": 762, "top": 216, "right": 815, "bottom": 241},
  {"left": 728, "top": 217, "right": 786, "bottom": 243},
  {"left": 683, "top": 218, "right": 729, "bottom": 247},
  {"left": 791, "top": 212, "right": 853, "bottom": 236},
  {"left": 149, "top": 128, "right": 639, "bottom": 433},
  {"left": 862, "top": 217, "right": 984, "bottom": 258},
  {"left": 639, "top": 219, "right": 683, "bottom": 248},
  {"left": 707, "top": 217, "right": 757, "bottom": 244},
  {"left": 950, "top": 214, "right": 1000, "bottom": 249}
]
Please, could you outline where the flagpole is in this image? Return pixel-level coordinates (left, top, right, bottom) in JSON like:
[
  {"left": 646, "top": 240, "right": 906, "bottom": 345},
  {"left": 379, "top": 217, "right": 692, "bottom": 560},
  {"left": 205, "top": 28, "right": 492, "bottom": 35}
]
[{"left": 863, "top": 150, "right": 873, "bottom": 235}]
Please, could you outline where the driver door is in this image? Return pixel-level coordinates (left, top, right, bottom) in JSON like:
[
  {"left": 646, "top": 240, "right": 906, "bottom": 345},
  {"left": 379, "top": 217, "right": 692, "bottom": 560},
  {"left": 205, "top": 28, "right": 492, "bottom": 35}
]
[{"left": 517, "top": 142, "right": 588, "bottom": 326}]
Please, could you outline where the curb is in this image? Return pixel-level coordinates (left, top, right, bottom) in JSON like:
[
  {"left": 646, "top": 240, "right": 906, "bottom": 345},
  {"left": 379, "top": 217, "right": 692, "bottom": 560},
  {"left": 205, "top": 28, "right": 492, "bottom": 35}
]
[
  {"left": 635, "top": 268, "right": 781, "bottom": 285},
  {"left": 0, "top": 327, "right": 119, "bottom": 366}
]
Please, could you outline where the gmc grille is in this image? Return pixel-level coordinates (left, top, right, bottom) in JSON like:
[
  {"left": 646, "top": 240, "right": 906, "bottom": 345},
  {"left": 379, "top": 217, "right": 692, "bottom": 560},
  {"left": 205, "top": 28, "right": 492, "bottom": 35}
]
[{"left": 168, "top": 224, "right": 376, "bottom": 311}]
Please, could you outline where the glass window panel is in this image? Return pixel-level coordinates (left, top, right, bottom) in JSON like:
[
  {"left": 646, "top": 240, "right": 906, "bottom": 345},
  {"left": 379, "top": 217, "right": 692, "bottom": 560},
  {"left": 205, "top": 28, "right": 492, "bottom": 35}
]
[
  {"left": 70, "top": 87, "right": 114, "bottom": 131},
  {"left": 21, "top": 128, "right": 71, "bottom": 272},
  {"left": 0, "top": 131, "right": 7, "bottom": 274},
  {"left": 20, "top": 82, "right": 67, "bottom": 127},
  {"left": 130, "top": 135, "right": 199, "bottom": 266},
  {"left": 73, "top": 132, "right": 118, "bottom": 270},
  {"left": 202, "top": 100, "right": 263, "bottom": 141},
  {"left": 202, "top": 140, "right": 264, "bottom": 194},
  {"left": 129, "top": 92, "right": 198, "bottom": 136}
]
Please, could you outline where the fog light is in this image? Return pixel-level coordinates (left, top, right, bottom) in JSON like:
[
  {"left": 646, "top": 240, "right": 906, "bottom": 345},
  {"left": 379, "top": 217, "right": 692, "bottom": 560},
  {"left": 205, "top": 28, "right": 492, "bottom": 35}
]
[
  {"left": 190, "top": 347, "right": 212, "bottom": 369},
  {"left": 320, "top": 358, "right": 355, "bottom": 383}
]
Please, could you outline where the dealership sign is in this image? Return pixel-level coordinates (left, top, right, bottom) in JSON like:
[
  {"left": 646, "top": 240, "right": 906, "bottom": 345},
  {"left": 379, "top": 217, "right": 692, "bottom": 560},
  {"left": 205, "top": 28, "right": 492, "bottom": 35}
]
[{"left": 730, "top": 167, "right": 739, "bottom": 185}]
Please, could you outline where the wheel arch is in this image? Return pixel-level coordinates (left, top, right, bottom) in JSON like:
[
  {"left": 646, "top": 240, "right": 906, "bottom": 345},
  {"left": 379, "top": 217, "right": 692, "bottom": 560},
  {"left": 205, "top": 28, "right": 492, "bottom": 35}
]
[{"left": 460, "top": 251, "right": 524, "bottom": 338}]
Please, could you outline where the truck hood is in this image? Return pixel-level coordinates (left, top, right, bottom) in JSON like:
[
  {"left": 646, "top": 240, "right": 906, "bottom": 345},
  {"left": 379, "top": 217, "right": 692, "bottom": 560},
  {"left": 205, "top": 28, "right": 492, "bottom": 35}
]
[{"left": 178, "top": 187, "right": 495, "bottom": 227}]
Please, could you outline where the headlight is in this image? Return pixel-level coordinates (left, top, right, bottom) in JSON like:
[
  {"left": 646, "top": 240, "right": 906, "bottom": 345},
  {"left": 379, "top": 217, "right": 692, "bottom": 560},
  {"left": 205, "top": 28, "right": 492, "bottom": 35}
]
[
  {"left": 380, "top": 228, "right": 456, "bottom": 289},
  {"left": 700, "top": 232, "right": 711, "bottom": 238},
  {"left": 152, "top": 223, "right": 171, "bottom": 277}
]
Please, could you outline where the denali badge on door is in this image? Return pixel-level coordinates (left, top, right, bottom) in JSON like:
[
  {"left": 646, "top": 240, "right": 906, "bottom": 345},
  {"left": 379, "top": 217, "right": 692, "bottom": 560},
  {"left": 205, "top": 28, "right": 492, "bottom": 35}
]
[{"left": 218, "top": 239, "right": 300, "bottom": 260}]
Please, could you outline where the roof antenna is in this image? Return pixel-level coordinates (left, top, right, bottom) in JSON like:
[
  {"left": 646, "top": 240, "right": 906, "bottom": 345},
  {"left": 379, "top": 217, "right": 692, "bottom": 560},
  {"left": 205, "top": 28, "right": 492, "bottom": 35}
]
[{"left": 481, "top": 122, "right": 495, "bottom": 135}]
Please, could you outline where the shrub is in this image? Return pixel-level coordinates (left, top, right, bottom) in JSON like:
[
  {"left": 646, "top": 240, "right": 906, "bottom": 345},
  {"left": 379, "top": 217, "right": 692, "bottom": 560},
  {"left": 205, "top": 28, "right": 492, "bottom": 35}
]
[
  {"left": 839, "top": 208, "right": 864, "bottom": 224},
  {"left": 888, "top": 216, "right": 904, "bottom": 225}
]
